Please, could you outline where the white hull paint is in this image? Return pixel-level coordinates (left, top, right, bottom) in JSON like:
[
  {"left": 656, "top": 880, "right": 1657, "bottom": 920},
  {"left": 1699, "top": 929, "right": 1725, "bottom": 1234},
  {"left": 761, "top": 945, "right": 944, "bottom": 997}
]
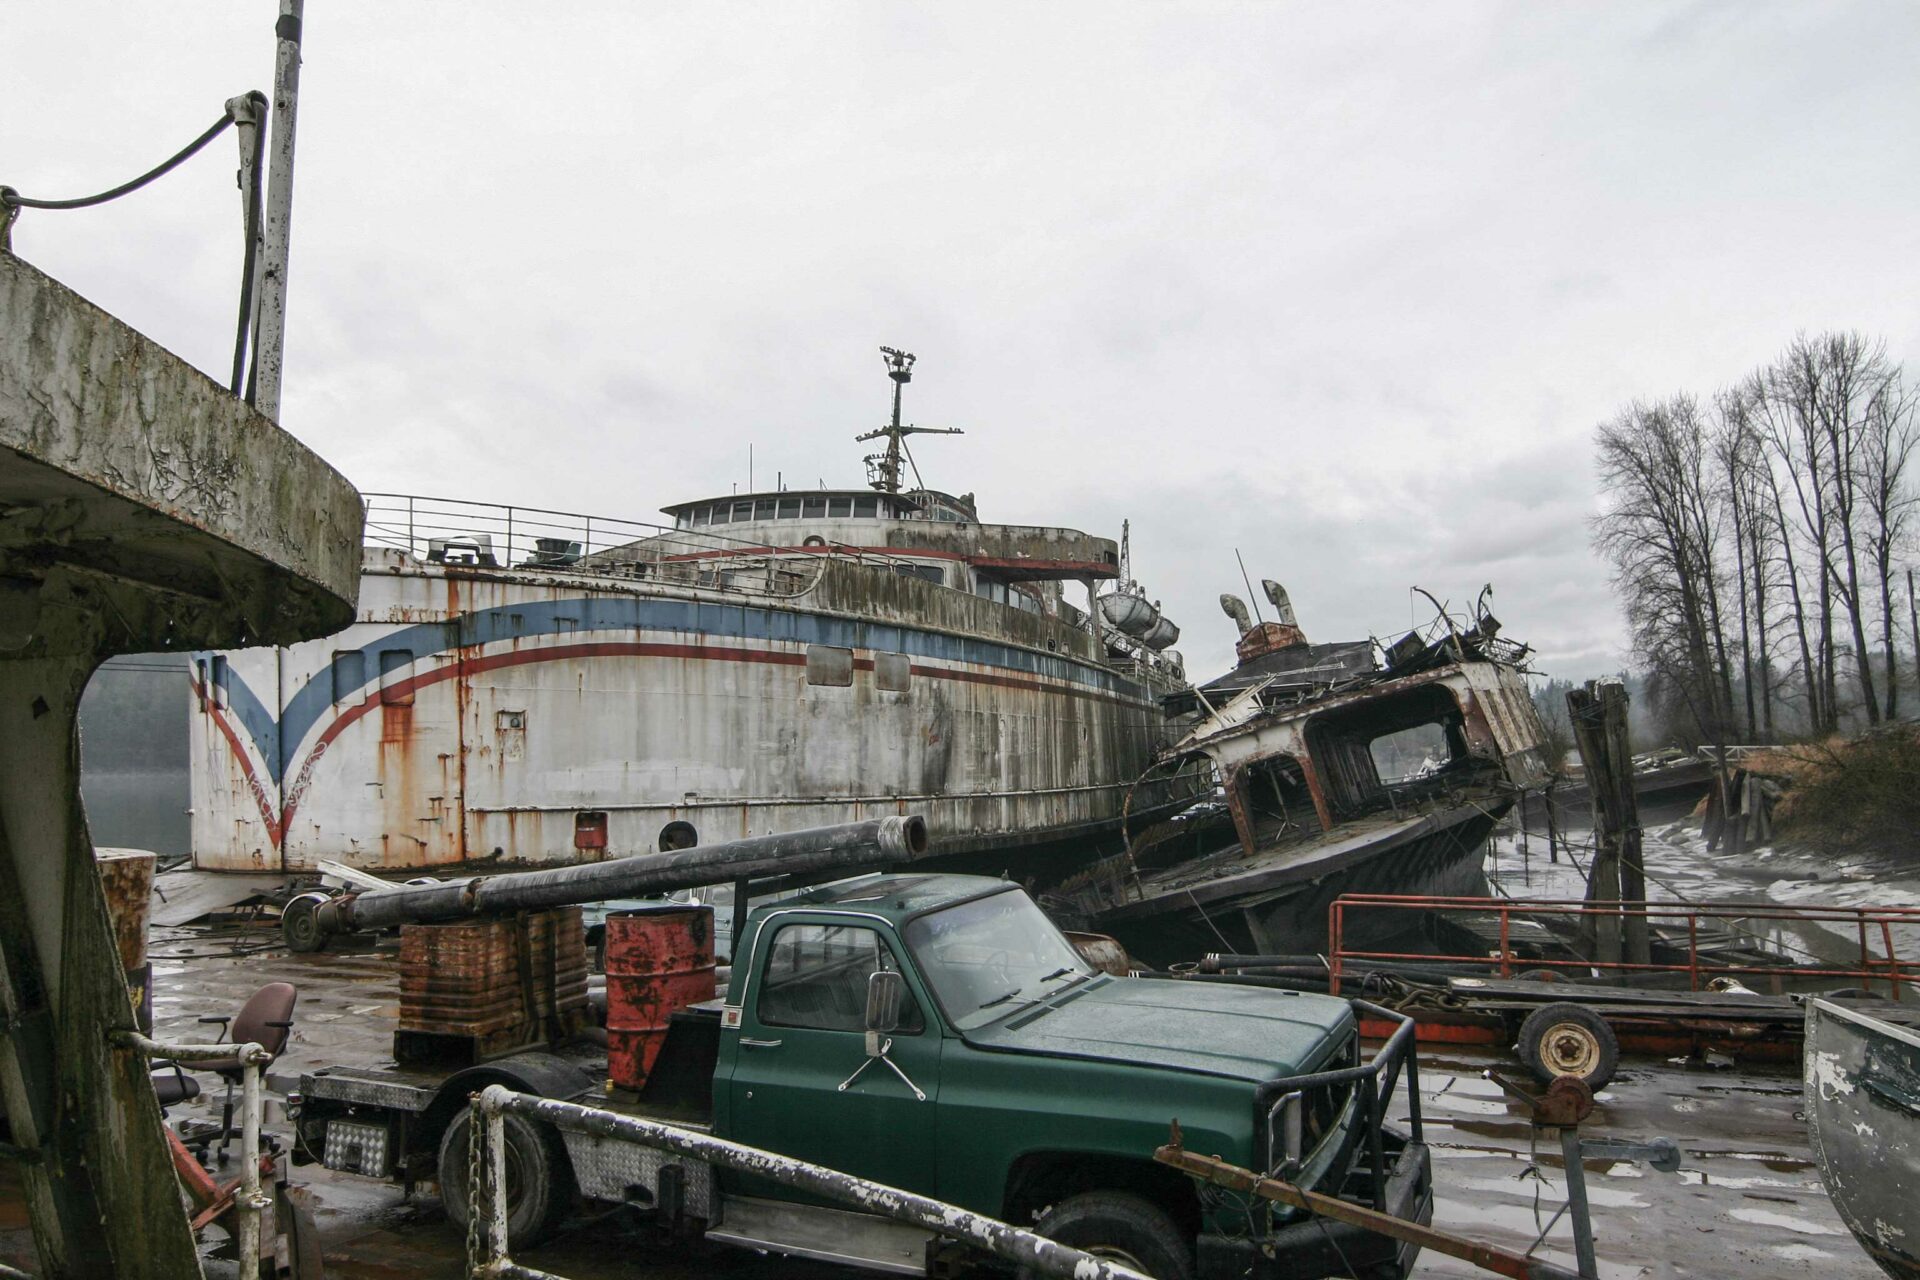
[{"left": 191, "top": 550, "right": 1200, "bottom": 872}]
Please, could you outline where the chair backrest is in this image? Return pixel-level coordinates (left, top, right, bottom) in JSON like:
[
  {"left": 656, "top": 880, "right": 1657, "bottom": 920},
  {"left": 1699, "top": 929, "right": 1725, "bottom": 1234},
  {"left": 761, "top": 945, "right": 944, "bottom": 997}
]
[{"left": 229, "top": 982, "right": 297, "bottom": 1060}]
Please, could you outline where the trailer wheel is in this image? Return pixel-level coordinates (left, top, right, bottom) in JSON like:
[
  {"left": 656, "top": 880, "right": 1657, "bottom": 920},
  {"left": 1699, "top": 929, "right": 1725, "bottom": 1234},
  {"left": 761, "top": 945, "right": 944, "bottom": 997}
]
[
  {"left": 1022, "top": 1191, "right": 1194, "bottom": 1280},
  {"left": 438, "top": 1108, "right": 575, "bottom": 1248},
  {"left": 1517, "top": 1002, "right": 1619, "bottom": 1089}
]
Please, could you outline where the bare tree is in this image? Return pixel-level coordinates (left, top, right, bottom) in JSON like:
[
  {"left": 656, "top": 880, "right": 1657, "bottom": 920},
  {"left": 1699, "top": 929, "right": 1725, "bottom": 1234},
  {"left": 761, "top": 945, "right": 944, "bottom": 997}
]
[
  {"left": 1858, "top": 367, "right": 1919, "bottom": 718},
  {"left": 1594, "top": 395, "right": 1736, "bottom": 743}
]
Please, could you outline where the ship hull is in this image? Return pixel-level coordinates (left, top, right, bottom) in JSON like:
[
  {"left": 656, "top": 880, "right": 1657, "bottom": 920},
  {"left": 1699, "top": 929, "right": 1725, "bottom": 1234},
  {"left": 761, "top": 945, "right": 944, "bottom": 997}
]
[
  {"left": 189, "top": 556, "right": 1203, "bottom": 872},
  {"left": 1805, "top": 999, "right": 1920, "bottom": 1280},
  {"left": 1058, "top": 802, "right": 1506, "bottom": 967}
]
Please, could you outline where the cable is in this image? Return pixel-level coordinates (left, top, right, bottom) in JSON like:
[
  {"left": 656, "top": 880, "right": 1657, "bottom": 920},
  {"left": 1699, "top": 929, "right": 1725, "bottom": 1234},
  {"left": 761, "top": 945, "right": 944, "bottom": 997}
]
[
  {"left": 1, "top": 111, "right": 237, "bottom": 212},
  {"left": 229, "top": 91, "right": 269, "bottom": 397}
]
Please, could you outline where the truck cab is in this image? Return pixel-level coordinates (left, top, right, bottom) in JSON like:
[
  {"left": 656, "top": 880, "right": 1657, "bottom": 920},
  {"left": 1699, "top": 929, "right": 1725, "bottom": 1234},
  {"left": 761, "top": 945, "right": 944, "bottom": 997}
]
[{"left": 296, "top": 873, "right": 1431, "bottom": 1278}]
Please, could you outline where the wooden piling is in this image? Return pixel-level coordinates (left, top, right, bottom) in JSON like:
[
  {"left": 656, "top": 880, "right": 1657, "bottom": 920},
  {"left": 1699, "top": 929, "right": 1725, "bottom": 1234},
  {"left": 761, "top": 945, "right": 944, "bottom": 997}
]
[{"left": 1567, "top": 680, "right": 1650, "bottom": 968}]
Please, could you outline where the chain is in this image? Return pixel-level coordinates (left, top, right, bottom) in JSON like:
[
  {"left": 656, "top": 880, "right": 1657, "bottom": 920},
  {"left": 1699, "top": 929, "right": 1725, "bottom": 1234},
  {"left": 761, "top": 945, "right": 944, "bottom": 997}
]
[{"left": 464, "top": 1095, "right": 485, "bottom": 1276}]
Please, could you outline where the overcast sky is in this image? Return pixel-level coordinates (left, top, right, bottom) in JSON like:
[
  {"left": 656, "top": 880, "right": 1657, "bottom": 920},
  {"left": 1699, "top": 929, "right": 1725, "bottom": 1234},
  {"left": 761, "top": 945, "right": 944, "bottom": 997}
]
[{"left": 8, "top": 3, "right": 1918, "bottom": 680}]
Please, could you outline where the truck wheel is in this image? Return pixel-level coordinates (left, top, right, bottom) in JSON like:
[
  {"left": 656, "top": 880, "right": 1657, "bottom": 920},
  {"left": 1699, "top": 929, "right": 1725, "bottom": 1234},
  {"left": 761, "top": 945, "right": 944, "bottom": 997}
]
[
  {"left": 1024, "top": 1191, "right": 1194, "bottom": 1280},
  {"left": 1517, "top": 1002, "right": 1619, "bottom": 1089},
  {"left": 438, "top": 1108, "right": 575, "bottom": 1248}
]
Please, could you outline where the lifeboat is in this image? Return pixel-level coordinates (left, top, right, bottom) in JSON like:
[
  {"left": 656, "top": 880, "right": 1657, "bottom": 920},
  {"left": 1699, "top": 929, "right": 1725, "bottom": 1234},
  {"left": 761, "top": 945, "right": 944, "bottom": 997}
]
[
  {"left": 1141, "top": 615, "right": 1180, "bottom": 650},
  {"left": 1100, "top": 590, "right": 1160, "bottom": 638}
]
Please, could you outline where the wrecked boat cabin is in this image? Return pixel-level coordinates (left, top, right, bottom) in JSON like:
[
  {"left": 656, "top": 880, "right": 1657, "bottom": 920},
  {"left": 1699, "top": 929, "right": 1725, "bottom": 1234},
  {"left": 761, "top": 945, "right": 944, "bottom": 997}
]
[{"left": 1053, "top": 583, "right": 1551, "bottom": 961}]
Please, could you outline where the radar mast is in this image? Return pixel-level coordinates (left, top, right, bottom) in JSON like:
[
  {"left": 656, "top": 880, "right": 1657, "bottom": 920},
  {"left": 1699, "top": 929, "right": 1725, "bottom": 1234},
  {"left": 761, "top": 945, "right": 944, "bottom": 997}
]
[{"left": 857, "top": 346, "right": 963, "bottom": 494}]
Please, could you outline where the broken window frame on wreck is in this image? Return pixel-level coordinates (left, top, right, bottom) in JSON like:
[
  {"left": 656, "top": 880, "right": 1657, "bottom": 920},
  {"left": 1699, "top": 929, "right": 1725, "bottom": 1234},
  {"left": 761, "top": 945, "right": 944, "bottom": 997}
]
[{"left": 1210, "top": 678, "right": 1519, "bottom": 853}]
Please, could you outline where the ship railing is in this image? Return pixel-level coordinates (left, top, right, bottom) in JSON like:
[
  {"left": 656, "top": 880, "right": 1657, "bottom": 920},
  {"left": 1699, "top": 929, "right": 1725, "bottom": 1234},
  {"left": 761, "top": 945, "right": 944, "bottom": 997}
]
[
  {"left": 360, "top": 493, "right": 928, "bottom": 596},
  {"left": 1327, "top": 893, "right": 1919, "bottom": 1000}
]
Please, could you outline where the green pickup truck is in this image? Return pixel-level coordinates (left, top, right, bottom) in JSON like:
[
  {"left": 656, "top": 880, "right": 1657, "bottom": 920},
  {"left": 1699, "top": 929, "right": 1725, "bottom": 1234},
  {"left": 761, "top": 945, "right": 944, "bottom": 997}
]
[{"left": 295, "top": 873, "right": 1432, "bottom": 1277}]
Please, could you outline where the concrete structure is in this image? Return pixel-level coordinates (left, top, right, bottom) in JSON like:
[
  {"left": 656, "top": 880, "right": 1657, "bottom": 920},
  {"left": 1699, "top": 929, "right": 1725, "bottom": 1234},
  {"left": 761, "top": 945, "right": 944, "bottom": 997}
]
[{"left": 0, "top": 252, "right": 360, "bottom": 1276}]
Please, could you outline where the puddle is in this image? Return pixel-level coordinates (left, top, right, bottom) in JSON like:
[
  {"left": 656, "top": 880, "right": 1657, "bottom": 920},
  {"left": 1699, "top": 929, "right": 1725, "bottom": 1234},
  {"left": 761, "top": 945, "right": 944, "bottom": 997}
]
[{"left": 1729, "top": 1206, "right": 1845, "bottom": 1236}]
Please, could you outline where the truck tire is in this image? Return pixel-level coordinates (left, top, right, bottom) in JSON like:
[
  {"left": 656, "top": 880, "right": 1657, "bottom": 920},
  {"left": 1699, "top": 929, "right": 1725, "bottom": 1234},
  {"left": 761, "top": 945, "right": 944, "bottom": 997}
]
[
  {"left": 1023, "top": 1191, "right": 1195, "bottom": 1280},
  {"left": 438, "top": 1108, "right": 575, "bottom": 1248},
  {"left": 1517, "top": 1002, "right": 1619, "bottom": 1089}
]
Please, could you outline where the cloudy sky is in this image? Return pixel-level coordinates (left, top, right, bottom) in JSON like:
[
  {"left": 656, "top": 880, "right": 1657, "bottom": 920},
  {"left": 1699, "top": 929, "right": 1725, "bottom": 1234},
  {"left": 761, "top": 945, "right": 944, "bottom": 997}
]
[{"left": 8, "top": 2, "right": 1918, "bottom": 680}]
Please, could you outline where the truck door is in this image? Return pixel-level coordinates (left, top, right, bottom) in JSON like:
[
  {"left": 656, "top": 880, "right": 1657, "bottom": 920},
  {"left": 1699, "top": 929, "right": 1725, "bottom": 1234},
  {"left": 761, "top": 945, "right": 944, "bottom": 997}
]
[{"left": 723, "top": 917, "right": 940, "bottom": 1197}]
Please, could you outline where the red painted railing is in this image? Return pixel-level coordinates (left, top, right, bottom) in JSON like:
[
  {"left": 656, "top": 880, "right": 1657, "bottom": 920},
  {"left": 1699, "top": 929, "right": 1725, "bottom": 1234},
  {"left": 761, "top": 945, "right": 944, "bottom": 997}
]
[{"left": 1328, "top": 893, "right": 1917, "bottom": 1000}]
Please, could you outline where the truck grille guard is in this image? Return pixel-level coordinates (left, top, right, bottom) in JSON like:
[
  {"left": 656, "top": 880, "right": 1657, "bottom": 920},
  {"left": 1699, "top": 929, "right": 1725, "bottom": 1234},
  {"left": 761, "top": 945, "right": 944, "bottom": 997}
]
[{"left": 1253, "top": 1000, "right": 1422, "bottom": 1212}]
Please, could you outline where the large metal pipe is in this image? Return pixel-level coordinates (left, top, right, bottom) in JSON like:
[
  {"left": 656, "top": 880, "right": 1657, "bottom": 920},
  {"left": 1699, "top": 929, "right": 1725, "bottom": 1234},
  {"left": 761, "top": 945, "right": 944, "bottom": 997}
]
[{"left": 304, "top": 815, "right": 928, "bottom": 941}]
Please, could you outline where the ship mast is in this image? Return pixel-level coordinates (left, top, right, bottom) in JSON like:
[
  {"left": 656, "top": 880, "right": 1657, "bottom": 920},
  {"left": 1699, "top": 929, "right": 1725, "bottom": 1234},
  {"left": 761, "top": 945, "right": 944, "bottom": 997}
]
[{"left": 857, "top": 346, "right": 963, "bottom": 494}]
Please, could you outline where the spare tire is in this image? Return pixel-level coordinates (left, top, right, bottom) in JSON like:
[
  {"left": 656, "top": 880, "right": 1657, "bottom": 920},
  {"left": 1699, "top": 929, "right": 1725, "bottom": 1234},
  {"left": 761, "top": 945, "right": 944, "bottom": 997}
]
[{"left": 1516, "top": 1002, "right": 1620, "bottom": 1089}]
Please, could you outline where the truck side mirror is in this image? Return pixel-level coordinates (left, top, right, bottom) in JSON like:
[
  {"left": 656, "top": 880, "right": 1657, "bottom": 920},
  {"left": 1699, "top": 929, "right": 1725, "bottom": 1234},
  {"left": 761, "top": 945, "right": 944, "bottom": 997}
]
[{"left": 864, "top": 969, "right": 905, "bottom": 1042}]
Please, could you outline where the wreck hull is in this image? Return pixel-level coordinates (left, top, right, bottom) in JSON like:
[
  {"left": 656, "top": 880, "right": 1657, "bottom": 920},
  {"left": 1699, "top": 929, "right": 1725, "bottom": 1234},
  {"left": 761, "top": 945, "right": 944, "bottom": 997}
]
[
  {"left": 189, "top": 555, "right": 1200, "bottom": 872},
  {"left": 1805, "top": 999, "right": 1920, "bottom": 1280},
  {"left": 1082, "top": 803, "right": 1505, "bottom": 966}
]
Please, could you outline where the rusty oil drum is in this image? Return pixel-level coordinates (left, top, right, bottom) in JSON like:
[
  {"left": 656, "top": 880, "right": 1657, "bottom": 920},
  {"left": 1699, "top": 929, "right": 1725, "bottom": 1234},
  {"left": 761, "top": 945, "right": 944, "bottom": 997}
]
[{"left": 605, "top": 905, "right": 716, "bottom": 1090}]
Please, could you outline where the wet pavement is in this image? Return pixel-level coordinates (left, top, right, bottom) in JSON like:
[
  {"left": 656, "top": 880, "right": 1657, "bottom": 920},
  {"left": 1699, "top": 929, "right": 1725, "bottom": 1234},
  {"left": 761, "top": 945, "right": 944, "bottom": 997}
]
[{"left": 1, "top": 827, "right": 1903, "bottom": 1278}]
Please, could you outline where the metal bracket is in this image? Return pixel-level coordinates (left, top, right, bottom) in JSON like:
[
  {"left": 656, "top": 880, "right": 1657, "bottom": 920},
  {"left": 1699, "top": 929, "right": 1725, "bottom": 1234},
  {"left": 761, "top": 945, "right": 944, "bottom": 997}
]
[{"left": 837, "top": 1038, "right": 927, "bottom": 1101}]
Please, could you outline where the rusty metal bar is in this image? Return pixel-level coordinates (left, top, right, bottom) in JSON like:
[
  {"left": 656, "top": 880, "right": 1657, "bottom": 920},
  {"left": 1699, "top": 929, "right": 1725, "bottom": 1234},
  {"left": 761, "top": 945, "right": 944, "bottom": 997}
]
[
  {"left": 314, "top": 815, "right": 927, "bottom": 939},
  {"left": 1154, "top": 1139, "right": 1585, "bottom": 1280},
  {"left": 472, "top": 1086, "right": 1153, "bottom": 1280}
]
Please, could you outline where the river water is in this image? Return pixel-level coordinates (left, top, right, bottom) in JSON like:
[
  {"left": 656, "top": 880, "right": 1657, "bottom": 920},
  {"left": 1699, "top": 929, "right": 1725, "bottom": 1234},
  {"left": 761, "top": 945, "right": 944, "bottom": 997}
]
[{"left": 1486, "top": 816, "right": 1920, "bottom": 984}]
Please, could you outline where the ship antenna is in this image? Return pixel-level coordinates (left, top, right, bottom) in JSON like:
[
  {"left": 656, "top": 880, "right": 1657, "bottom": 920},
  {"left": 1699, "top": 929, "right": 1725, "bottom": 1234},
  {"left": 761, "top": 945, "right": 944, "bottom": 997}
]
[
  {"left": 857, "top": 346, "right": 963, "bottom": 494},
  {"left": 1235, "top": 549, "right": 1266, "bottom": 625}
]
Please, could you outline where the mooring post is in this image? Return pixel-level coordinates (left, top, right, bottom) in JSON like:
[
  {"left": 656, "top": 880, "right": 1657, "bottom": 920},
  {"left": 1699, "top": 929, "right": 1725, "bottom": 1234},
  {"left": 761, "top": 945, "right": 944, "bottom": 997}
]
[{"left": 1566, "top": 680, "right": 1650, "bottom": 968}]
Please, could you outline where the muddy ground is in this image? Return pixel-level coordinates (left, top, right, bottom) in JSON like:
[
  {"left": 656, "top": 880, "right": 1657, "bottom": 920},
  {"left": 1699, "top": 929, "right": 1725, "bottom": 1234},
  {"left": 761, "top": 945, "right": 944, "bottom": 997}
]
[{"left": 0, "top": 824, "right": 1897, "bottom": 1278}]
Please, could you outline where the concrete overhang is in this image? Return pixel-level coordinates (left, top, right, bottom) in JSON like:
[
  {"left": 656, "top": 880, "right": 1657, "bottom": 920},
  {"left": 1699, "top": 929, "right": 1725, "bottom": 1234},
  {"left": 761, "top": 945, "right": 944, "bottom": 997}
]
[{"left": 0, "top": 254, "right": 362, "bottom": 656}]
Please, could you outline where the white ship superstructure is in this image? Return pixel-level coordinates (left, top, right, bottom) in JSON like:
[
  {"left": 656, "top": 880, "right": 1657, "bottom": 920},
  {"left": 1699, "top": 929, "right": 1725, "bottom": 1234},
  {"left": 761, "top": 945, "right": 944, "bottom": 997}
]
[{"left": 189, "top": 351, "right": 1201, "bottom": 872}]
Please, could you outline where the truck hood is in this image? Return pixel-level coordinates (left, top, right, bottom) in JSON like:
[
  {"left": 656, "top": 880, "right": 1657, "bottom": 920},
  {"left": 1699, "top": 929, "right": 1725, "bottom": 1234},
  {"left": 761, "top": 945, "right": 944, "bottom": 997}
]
[{"left": 964, "top": 976, "right": 1353, "bottom": 1082}]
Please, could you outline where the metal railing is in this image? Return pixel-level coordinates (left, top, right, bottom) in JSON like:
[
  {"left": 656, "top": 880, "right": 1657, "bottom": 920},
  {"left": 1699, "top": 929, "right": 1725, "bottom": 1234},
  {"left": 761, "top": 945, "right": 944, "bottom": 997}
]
[
  {"left": 361, "top": 492, "right": 929, "bottom": 598},
  {"left": 1328, "top": 894, "right": 1919, "bottom": 999},
  {"left": 114, "top": 1029, "right": 271, "bottom": 1277},
  {"left": 467, "top": 1085, "right": 1150, "bottom": 1280}
]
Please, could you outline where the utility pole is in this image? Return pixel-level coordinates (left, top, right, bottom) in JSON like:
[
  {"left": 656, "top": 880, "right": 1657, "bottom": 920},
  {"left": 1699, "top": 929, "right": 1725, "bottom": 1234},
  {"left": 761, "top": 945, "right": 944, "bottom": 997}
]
[{"left": 250, "top": 0, "right": 304, "bottom": 419}]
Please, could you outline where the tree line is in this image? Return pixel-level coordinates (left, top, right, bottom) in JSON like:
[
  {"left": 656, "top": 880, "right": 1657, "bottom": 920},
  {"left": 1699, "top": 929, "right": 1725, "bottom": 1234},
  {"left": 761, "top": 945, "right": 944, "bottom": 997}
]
[{"left": 1593, "top": 331, "right": 1918, "bottom": 746}]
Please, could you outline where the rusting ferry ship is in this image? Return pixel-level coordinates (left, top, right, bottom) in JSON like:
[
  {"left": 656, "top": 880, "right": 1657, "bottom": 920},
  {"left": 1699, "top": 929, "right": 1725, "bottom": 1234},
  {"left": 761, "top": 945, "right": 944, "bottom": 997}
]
[
  {"left": 189, "top": 350, "right": 1203, "bottom": 873},
  {"left": 1049, "top": 583, "right": 1551, "bottom": 962}
]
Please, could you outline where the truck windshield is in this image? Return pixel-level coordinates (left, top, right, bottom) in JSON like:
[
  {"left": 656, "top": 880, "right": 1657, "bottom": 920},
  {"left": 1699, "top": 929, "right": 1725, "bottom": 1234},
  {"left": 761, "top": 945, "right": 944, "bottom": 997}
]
[{"left": 904, "top": 891, "right": 1093, "bottom": 1031}]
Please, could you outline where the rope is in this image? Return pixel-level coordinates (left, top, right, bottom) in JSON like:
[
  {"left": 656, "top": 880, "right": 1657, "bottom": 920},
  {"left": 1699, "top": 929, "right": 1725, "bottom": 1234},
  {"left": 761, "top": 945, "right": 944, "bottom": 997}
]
[{"left": 1, "top": 111, "right": 237, "bottom": 212}]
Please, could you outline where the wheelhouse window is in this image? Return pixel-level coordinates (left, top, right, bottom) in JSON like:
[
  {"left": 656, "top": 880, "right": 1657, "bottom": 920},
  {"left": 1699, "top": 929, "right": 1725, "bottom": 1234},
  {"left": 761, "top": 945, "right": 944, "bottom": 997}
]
[
  {"left": 777, "top": 497, "right": 802, "bottom": 519},
  {"left": 731, "top": 501, "right": 753, "bottom": 522},
  {"left": 828, "top": 497, "right": 852, "bottom": 517},
  {"left": 691, "top": 507, "right": 711, "bottom": 527},
  {"left": 758, "top": 923, "right": 921, "bottom": 1033},
  {"left": 893, "top": 562, "right": 945, "bottom": 586},
  {"left": 754, "top": 499, "right": 777, "bottom": 520},
  {"left": 802, "top": 497, "right": 827, "bottom": 518},
  {"left": 852, "top": 497, "right": 878, "bottom": 518}
]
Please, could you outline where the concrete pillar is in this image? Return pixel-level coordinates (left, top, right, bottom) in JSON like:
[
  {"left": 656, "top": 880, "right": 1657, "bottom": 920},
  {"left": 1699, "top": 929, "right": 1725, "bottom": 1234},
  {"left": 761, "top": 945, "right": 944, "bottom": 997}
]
[{"left": 0, "top": 252, "right": 361, "bottom": 1276}]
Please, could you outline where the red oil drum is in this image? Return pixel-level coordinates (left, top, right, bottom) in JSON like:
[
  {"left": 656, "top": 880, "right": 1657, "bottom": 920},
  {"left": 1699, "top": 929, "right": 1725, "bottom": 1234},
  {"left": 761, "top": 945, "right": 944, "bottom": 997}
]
[{"left": 605, "top": 905, "right": 716, "bottom": 1091}]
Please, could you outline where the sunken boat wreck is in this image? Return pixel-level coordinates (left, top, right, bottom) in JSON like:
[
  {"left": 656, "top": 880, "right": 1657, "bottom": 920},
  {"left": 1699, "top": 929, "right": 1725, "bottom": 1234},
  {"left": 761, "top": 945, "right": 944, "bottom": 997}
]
[{"left": 1048, "top": 584, "right": 1551, "bottom": 964}]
